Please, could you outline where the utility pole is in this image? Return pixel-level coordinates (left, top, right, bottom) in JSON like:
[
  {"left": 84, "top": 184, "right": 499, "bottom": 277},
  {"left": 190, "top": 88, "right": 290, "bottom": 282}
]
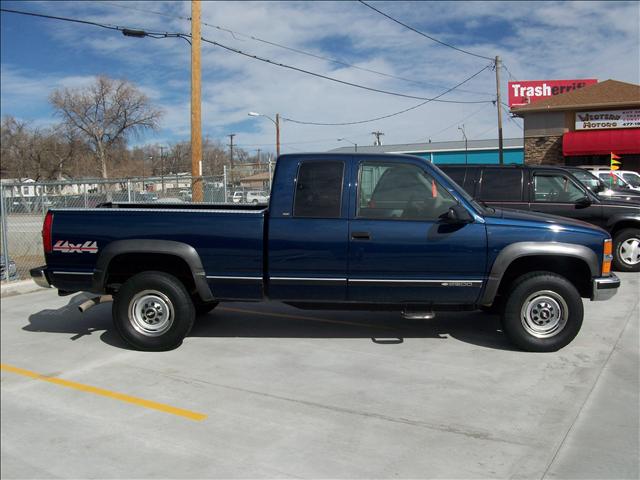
[
  {"left": 191, "top": 0, "right": 203, "bottom": 201},
  {"left": 159, "top": 145, "right": 165, "bottom": 193},
  {"left": 256, "top": 148, "right": 261, "bottom": 163},
  {"left": 275, "top": 113, "right": 281, "bottom": 157},
  {"left": 228, "top": 134, "right": 236, "bottom": 168},
  {"left": 495, "top": 55, "right": 504, "bottom": 165},
  {"left": 371, "top": 131, "right": 384, "bottom": 146}
]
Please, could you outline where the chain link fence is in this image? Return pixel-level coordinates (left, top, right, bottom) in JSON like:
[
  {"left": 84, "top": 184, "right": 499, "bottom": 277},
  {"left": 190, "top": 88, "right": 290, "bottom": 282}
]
[{"left": 0, "top": 162, "right": 273, "bottom": 283}]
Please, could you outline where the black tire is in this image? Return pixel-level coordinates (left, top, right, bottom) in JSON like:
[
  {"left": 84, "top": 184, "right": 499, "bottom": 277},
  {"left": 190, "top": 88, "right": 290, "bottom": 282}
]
[
  {"left": 502, "top": 272, "right": 583, "bottom": 352},
  {"left": 612, "top": 228, "right": 640, "bottom": 272},
  {"left": 193, "top": 298, "right": 219, "bottom": 316},
  {"left": 113, "top": 271, "right": 195, "bottom": 351}
]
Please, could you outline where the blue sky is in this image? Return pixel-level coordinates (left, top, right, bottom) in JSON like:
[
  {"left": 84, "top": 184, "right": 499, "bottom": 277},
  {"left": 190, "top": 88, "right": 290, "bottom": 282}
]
[{"left": 1, "top": 1, "right": 638, "bottom": 155}]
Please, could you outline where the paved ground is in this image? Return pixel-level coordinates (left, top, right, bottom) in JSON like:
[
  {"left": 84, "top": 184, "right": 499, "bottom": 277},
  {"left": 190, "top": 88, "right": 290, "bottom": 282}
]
[{"left": 1, "top": 273, "right": 638, "bottom": 479}]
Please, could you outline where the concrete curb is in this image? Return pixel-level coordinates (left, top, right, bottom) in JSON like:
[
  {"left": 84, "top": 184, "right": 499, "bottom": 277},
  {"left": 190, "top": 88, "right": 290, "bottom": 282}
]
[{"left": 0, "top": 279, "right": 49, "bottom": 298}]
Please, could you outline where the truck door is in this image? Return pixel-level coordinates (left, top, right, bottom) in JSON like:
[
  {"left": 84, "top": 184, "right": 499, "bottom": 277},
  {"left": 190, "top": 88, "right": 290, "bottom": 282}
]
[
  {"left": 268, "top": 159, "right": 349, "bottom": 301},
  {"left": 348, "top": 159, "right": 487, "bottom": 305},
  {"left": 528, "top": 170, "right": 603, "bottom": 226}
]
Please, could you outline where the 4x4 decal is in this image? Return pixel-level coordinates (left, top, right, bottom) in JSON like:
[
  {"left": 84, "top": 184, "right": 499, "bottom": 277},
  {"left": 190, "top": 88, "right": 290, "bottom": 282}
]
[{"left": 53, "top": 240, "right": 98, "bottom": 253}]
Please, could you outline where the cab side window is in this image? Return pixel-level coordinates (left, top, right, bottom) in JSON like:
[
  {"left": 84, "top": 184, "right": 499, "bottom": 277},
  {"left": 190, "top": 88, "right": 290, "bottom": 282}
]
[
  {"left": 357, "top": 162, "right": 457, "bottom": 221},
  {"left": 293, "top": 161, "right": 344, "bottom": 218},
  {"left": 479, "top": 169, "right": 523, "bottom": 201},
  {"left": 533, "top": 174, "right": 585, "bottom": 203}
]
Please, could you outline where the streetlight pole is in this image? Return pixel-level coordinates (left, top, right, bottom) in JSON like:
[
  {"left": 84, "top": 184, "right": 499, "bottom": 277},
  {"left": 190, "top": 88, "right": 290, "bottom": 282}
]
[
  {"left": 458, "top": 125, "right": 468, "bottom": 165},
  {"left": 337, "top": 138, "right": 358, "bottom": 152},
  {"left": 248, "top": 112, "right": 280, "bottom": 157}
]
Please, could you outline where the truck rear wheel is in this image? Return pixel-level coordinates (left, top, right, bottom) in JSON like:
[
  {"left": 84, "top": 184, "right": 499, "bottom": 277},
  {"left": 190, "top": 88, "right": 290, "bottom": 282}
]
[
  {"left": 613, "top": 228, "right": 640, "bottom": 272},
  {"left": 113, "top": 271, "right": 195, "bottom": 351},
  {"left": 502, "top": 272, "right": 583, "bottom": 352}
]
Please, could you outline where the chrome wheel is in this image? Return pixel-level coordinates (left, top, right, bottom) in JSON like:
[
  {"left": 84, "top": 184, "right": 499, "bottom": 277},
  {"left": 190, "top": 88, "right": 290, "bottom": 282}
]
[
  {"left": 618, "top": 237, "right": 640, "bottom": 266},
  {"left": 128, "top": 290, "right": 174, "bottom": 337},
  {"left": 520, "top": 290, "right": 568, "bottom": 339}
]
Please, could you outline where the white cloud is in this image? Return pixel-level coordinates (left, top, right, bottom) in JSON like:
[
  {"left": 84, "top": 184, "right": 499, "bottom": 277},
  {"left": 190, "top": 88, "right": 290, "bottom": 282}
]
[{"left": 1, "top": 0, "right": 638, "bottom": 153}]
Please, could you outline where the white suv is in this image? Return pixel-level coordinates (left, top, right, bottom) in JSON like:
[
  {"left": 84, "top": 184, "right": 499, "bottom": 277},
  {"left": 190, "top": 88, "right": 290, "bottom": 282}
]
[
  {"left": 583, "top": 167, "right": 640, "bottom": 192},
  {"left": 231, "top": 191, "right": 244, "bottom": 203},
  {"left": 246, "top": 190, "right": 270, "bottom": 204}
]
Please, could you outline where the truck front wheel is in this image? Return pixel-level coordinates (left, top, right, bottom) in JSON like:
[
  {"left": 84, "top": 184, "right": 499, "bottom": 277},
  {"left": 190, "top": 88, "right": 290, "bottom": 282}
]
[
  {"left": 113, "top": 271, "right": 195, "bottom": 351},
  {"left": 502, "top": 272, "right": 583, "bottom": 352}
]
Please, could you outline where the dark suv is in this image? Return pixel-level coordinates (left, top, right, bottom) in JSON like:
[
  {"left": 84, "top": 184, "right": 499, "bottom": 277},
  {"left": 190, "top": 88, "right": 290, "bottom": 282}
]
[{"left": 439, "top": 164, "right": 640, "bottom": 272}]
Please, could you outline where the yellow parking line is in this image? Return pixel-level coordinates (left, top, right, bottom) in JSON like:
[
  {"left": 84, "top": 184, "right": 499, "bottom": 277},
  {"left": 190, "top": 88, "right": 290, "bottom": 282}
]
[
  {"left": 0, "top": 363, "right": 206, "bottom": 421},
  {"left": 218, "top": 306, "right": 397, "bottom": 330}
]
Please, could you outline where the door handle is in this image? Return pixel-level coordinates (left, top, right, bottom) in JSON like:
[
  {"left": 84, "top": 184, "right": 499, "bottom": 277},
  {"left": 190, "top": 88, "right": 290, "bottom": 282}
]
[{"left": 351, "top": 231, "right": 371, "bottom": 240}]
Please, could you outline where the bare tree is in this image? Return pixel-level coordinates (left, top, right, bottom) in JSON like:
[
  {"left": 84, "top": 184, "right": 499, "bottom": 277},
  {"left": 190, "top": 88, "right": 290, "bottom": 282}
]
[{"left": 49, "top": 76, "right": 163, "bottom": 179}]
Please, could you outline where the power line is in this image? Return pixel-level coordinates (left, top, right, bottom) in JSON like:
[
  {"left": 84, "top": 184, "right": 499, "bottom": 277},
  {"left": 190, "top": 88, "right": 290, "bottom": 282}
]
[
  {"left": 199, "top": 37, "right": 492, "bottom": 104},
  {"left": 282, "top": 65, "right": 492, "bottom": 126},
  {"left": 103, "top": 1, "right": 493, "bottom": 96},
  {"left": 0, "top": 7, "right": 188, "bottom": 41},
  {"left": 501, "top": 104, "right": 523, "bottom": 130},
  {"left": 2, "top": 7, "right": 494, "bottom": 105},
  {"left": 358, "top": 0, "right": 494, "bottom": 61},
  {"left": 502, "top": 63, "right": 519, "bottom": 82},
  {"left": 411, "top": 103, "right": 490, "bottom": 143}
]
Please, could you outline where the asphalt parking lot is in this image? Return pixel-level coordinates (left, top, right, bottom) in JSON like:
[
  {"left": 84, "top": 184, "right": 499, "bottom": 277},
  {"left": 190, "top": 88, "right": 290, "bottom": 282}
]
[{"left": 1, "top": 273, "right": 638, "bottom": 479}]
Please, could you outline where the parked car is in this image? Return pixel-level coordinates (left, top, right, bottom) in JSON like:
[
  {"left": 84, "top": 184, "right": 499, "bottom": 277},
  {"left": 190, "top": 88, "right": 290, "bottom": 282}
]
[
  {"left": 0, "top": 255, "right": 19, "bottom": 281},
  {"left": 439, "top": 164, "right": 640, "bottom": 272},
  {"left": 231, "top": 191, "right": 244, "bottom": 203},
  {"left": 565, "top": 167, "right": 640, "bottom": 203},
  {"left": 582, "top": 167, "right": 640, "bottom": 192},
  {"left": 32, "top": 153, "right": 620, "bottom": 352},
  {"left": 246, "top": 190, "right": 270, "bottom": 204}
]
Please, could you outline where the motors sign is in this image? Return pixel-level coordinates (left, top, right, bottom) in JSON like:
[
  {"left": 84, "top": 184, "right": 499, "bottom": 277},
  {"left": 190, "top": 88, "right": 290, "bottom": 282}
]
[
  {"left": 508, "top": 79, "right": 597, "bottom": 107},
  {"left": 576, "top": 109, "right": 640, "bottom": 130}
]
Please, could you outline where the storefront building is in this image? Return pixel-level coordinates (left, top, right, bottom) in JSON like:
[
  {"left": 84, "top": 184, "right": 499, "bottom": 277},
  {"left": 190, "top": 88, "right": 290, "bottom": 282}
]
[{"left": 511, "top": 80, "right": 640, "bottom": 172}]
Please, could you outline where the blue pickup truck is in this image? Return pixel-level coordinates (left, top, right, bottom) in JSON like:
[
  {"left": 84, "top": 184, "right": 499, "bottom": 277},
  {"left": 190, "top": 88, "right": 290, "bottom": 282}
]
[{"left": 31, "top": 153, "right": 620, "bottom": 352}]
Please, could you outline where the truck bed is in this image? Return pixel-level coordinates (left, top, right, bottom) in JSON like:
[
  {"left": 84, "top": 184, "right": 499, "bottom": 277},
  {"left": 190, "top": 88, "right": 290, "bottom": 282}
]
[{"left": 46, "top": 204, "right": 267, "bottom": 300}]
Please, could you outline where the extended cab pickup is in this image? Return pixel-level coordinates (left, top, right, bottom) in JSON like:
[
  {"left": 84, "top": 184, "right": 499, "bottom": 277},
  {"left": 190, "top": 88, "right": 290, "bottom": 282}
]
[{"left": 31, "top": 154, "right": 620, "bottom": 352}]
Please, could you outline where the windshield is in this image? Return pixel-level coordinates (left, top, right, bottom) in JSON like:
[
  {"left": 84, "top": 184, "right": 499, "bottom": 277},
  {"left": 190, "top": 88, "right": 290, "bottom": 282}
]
[
  {"left": 621, "top": 172, "right": 640, "bottom": 188},
  {"left": 598, "top": 172, "right": 629, "bottom": 189},
  {"left": 570, "top": 169, "right": 603, "bottom": 192}
]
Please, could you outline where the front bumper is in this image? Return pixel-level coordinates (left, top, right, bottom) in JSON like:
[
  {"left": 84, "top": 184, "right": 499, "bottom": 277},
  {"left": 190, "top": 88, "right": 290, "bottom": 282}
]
[
  {"left": 30, "top": 266, "right": 51, "bottom": 289},
  {"left": 591, "top": 274, "right": 620, "bottom": 301}
]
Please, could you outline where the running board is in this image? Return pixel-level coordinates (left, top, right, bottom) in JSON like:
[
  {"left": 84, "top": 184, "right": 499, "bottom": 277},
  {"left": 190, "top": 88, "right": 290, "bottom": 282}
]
[{"left": 401, "top": 310, "right": 435, "bottom": 320}]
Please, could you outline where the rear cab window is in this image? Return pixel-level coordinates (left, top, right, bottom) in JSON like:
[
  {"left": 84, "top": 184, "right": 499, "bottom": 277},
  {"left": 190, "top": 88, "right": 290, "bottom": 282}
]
[
  {"left": 479, "top": 168, "right": 523, "bottom": 202},
  {"left": 293, "top": 161, "right": 345, "bottom": 218}
]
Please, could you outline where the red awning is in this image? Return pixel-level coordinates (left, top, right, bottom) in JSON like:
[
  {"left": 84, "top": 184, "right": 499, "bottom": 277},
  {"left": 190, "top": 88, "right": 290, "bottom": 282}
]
[{"left": 563, "top": 129, "right": 640, "bottom": 156}]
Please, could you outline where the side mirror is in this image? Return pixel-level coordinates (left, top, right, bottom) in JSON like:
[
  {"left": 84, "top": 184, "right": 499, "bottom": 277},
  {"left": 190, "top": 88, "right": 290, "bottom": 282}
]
[
  {"left": 444, "top": 204, "right": 474, "bottom": 223},
  {"left": 575, "top": 196, "right": 592, "bottom": 208}
]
